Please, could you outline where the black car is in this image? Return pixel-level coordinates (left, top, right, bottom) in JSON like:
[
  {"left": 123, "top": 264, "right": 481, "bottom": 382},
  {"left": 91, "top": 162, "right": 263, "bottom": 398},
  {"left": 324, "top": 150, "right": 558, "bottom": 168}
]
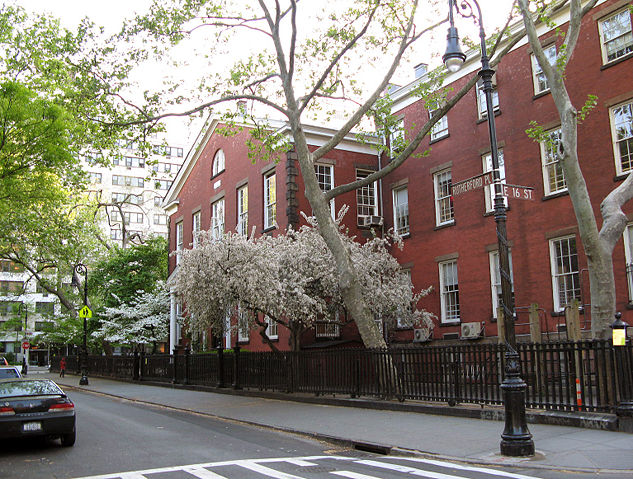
[{"left": 0, "top": 378, "right": 76, "bottom": 446}]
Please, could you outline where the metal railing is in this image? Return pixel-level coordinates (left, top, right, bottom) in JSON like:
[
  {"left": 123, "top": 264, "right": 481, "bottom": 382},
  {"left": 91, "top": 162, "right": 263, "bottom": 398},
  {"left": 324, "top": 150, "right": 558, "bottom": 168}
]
[{"left": 50, "top": 340, "right": 633, "bottom": 413}]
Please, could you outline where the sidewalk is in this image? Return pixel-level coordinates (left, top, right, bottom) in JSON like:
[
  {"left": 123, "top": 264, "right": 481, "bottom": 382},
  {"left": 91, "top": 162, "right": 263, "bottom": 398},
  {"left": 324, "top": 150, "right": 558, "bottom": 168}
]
[{"left": 44, "top": 372, "right": 633, "bottom": 474}]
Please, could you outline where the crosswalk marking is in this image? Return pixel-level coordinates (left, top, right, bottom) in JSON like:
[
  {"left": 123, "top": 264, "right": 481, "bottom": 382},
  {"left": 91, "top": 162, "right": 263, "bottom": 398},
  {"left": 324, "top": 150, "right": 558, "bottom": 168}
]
[
  {"left": 331, "top": 471, "right": 384, "bottom": 479},
  {"left": 393, "top": 457, "right": 541, "bottom": 479},
  {"left": 182, "top": 466, "right": 228, "bottom": 478},
  {"left": 355, "top": 460, "right": 467, "bottom": 479},
  {"left": 72, "top": 455, "right": 545, "bottom": 479}
]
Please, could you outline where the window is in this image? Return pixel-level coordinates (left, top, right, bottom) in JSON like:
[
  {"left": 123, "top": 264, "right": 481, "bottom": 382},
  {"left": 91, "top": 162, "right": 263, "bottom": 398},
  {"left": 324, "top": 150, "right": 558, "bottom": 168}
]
[
  {"left": 192, "top": 212, "right": 201, "bottom": 247},
  {"left": 110, "top": 229, "right": 122, "bottom": 240},
  {"left": 35, "top": 302, "right": 54, "bottom": 315},
  {"left": 531, "top": 45, "right": 557, "bottom": 94},
  {"left": 316, "top": 309, "right": 341, "bottom": 338},
  {"left": 176, "top": 221, "right": 184, "bottom": 265},
  {"left": 265, "top": 315, "right": 278, "bottom": 340},
  {"left": 541, "top": 127, "right": 566, "bottom": 195},
  {"left": 212, "top": 150, "right": 225, "bottom": 176},
  {"left": 237, "top": 305, "right": 249, "bottom": 342},
  {"left": 154, "top": 179, "right": 173, "bottom": 191},
  {"left": 89, "top": 172, "right": 102, "bottom": 184},
  {"left": 315, "top": 164, "right": 335, "bottom": 217},
  {"left": 237, "top": 186, "right": 248, "bottom": 236},
  {"left": 439, "top": 260, "right": 460, "bottom": 323},
  {"left": 264, "top": 172, "right": 276, "bottom": 230},
  {"left": 389, "top": 118, "right": 405, "bottom": 156},
  {"left": 153, "top": 214, "right": 167, "bottom": 225},
  {"left": 392, "top": 186, "right": 409, "bottom": 236},
  {"left": 430, "top": 109, "right": 448, "bottom": 141},
  {"left": 476, "top": 77, "right": 499, "bottom": 119},
  {"left": 112, "top": 192, "right": 142, "bottom": 204},
  {"left": 549, "top": 236, "right": 581, "bottom": 312},
  {"left": 433, "top": 169, "right": 453, "bottom": 226},
  {"left": 489, "top": 250, "right": 514, "bottom": 321},
  {"left": 356, "top": 170, "right": 378, "bottom": 223},
  {"left": 599, "top": 8, "right": 633, "bottom": 63},
  {"left": 0, "top": 301, "right": 21, "bottom": 317},
  {"left": 0, "top": 281, "right": 24, "bottom": 294},
  {"left": 35, "top": 282, "right": 48, "bottom": 297},
  {"left": 112, "top": 175, "right": 143, "bottom": 187},
  {"left": 124, "top": 212, "right": 144, "bottom": 224},
  {"left": 211, "top": 198, "right": 225, "bottom": 240},
  {"left": 624, "top": 224, "right": 633, "bottom": 302},
  {"left": 154, "top": 196, "right": 163, "bottom": 207},
  {"left": 0, "top": 260, "right": 23, "bottom": 273},
  {"left": 611, "top": 100, "right": 633, "bottom": 175},
  {"left": 396, "top": 270, "right": 413, "bottom": 328},
  {"left": 482, "top": 150, "right": 507, "bottom": 212}
]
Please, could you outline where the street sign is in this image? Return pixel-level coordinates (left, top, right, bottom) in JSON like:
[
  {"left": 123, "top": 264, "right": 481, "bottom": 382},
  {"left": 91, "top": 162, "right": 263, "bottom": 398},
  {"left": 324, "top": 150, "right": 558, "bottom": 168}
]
[
  {"left": 451, "top": 171, "right": 494, "bottom": 197},
  {"left": 500, "top": 184, "right": 535, "bottom": 201},
  {"left": 22, "top": 341, "right": 30, "bottom": 350},
  {"left": 79, "top": 306, "right": 92, "bottom": 319}
]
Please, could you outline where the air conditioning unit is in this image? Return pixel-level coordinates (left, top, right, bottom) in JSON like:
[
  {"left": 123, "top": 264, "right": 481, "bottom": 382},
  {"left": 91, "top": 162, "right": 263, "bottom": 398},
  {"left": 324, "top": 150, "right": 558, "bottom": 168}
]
[
  {"left": 413, "top": 328, "right": 431, "bottom": 343},
  {"left": 460, "top": 322, "right": 484, "bottom": 340},
  {"left": 360, "top": 215, "right": 383, "bottom": 227}
]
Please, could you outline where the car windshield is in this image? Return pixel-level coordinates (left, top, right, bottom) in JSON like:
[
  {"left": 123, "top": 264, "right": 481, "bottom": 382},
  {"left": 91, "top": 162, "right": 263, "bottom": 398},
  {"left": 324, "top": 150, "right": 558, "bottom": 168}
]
[
  {"left": 0, "top": 368, "right": 19, "bottom": 378},
  {"left": 0, "top": 380, "right": 63, "bottom": 398}
]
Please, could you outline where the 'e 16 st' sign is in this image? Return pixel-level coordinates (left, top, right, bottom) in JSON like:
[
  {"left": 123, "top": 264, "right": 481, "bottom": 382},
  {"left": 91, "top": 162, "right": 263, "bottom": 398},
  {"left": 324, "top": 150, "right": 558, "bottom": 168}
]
[{"left": 500, "top": 184, "right": 535, "bottom": 200}]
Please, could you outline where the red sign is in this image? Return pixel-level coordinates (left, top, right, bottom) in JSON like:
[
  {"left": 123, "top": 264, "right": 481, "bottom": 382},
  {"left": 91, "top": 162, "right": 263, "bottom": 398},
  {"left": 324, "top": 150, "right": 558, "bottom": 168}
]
[{"left": 22, "top": 341, "right": 30, "bottom": 350}]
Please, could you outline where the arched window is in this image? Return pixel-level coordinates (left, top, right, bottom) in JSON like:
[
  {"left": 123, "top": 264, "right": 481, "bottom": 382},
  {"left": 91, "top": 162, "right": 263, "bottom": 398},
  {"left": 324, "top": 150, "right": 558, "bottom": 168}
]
[{"left": 212, "top": 149, "right": 225, "bottom": 176}]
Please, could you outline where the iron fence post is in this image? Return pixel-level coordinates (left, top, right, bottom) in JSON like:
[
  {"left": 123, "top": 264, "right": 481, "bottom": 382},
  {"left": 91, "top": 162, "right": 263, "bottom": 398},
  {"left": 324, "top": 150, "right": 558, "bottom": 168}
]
[
  {"left": 612, "top": 312, "right": 633, "bottom": 432},
  {"left": 232, "top": 345, "right": 241, "bottom": 390},
  {"left": 139, "top": 351, "right": 145, "bottom": 381},
  {"left": 172, "top": 348, "right": 178, "bottom": 384},
  {"left": 184, "top": 347, "right": 190, "bottom": 385},
  {"left": 216, "top": 344, "right": 225, "bottom": 388},
  {"left": 133, "top": 351, "right": 139, "bottom": 381}
]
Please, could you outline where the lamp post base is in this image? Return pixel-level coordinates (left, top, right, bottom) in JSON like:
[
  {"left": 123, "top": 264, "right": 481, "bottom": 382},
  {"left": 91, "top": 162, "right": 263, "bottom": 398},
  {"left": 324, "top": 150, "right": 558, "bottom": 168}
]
[{"left": 500, "top": 350, "right": 534, "bottom": 457}]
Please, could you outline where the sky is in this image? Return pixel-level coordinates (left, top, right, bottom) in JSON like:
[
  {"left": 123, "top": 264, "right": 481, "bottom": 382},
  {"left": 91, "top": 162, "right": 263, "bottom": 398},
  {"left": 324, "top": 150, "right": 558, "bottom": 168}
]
[{"left": 13, "top": 0, "right": 515, "bottom": 144}]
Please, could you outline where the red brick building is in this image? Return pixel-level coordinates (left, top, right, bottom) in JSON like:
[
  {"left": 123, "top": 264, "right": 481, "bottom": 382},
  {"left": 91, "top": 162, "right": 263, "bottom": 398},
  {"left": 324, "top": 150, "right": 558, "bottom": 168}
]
[{"left": 166, "top": 0, "right": 633, "bottom": 350}]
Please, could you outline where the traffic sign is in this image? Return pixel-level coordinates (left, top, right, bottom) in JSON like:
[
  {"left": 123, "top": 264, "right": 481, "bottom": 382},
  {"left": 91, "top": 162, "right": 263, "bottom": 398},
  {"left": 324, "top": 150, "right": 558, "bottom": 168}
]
[
  {"left": 79, "top": 306, "right": 92, "bottom": 318},
  {"left": 451, "top": 171, "right": 494, "bottom": 197},
  {"left": 500, "top": 184, "right": 535, "bottom": 201},
  {"left": 22, "top": 341, "right": 30, "bottom": 350}
]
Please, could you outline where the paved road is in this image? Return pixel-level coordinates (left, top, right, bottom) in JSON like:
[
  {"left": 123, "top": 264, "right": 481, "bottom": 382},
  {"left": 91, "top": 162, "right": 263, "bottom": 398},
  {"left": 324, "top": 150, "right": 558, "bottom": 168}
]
[{"left": 1, "top": 388, "right": 630, "bottom": 479}]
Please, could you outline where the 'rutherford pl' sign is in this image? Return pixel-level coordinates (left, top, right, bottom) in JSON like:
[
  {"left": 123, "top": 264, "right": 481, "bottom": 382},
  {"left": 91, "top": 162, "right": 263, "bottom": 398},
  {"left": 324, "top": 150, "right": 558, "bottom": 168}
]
[{"left": 452, "top": 171, "right": 534, "bottom": 201}]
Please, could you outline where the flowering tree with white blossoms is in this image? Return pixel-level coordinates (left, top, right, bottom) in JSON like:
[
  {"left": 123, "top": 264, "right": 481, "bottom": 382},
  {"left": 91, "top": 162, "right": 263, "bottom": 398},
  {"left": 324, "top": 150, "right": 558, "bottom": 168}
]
[
  {"left": 173, "top": 212, "right": 433, "bottom": 351},
  {"left": 96, "top": 281, "right": 172, "bottom": 352}
]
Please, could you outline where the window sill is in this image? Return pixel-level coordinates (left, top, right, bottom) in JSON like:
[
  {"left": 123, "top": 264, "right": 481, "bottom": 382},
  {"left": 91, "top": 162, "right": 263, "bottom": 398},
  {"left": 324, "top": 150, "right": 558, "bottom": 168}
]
[
  {"left": 532, "top": 90, "right": 551, "bottom": 100},
  {"left": 434, "top": 221, "right": 455, "bottom": 231},
  {"left": 614, "top": 173, "right": 630, "bottom": 182},
  {"left": 210, "top": 171, "right": 225, "bottom": 181},
  {"left": 600, "top": 51, "right": 633, "bottom": 71},
  {"left": 439, "top": 321, "right": 461, "bottom": 328},
  {"left": 397, "top": 232, "right": 411, "bottom": 239},
  {"left": 429, "top": 133, "right": 450, "bottom": 145},
  {"left": 551, "top": 308, "right": 584, "bottom": 317},
  {"left": 262, "top": 226, "right": 276, "bottom": 234},
  {"left": 542, "top": 190, "right": 569, "bottom": 201}
]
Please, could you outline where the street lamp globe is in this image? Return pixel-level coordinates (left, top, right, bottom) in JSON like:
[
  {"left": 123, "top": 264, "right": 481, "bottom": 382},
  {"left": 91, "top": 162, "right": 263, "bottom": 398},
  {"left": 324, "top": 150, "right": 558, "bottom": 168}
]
[{"left": 443, "top": 26, "right": 466, "bottom": 72}]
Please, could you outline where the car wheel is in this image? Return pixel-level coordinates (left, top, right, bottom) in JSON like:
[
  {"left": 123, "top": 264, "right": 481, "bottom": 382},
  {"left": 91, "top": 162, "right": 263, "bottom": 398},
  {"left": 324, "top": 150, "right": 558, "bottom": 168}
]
[{"left": 60, "top": 430, "right": 76, "bottom": 447}]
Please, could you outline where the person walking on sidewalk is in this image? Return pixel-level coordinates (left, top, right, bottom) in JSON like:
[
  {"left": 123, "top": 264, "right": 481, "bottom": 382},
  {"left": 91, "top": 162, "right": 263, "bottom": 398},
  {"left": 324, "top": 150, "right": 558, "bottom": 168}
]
[
  {"left": 22, "top": 357, "right": 27, "bottom": 376},
  {"left": 59, "top": 357, "right": 66, "bottom": 378}
]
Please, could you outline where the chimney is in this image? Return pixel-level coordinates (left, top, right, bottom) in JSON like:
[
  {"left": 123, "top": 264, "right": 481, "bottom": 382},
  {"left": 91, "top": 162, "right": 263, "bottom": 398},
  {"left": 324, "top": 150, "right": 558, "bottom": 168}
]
[{"left": 414, "top": 63, "right": 428, "bottom": 79}]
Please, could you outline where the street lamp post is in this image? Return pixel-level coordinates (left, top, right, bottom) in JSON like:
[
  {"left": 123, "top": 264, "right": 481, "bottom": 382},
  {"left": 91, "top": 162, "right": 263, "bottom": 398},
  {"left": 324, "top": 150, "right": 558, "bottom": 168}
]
[
  {"left": 20, "top": 302, "right": 28, "bottom": 374},
  {"left": 443, "top": 0, "right": 534, "bottom": 457},
  {"left": 74, "top": 263, "right": 89, "bottom": 386}
]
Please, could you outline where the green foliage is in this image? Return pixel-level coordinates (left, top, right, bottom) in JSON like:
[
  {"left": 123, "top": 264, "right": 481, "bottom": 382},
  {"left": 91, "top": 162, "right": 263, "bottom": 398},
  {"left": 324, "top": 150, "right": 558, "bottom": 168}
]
[
  {"left": 578, "top": 94, "right": 598, "bottom": 124},
  {"left": 90, "top": 237, "right": 168, "bottom": 308}
]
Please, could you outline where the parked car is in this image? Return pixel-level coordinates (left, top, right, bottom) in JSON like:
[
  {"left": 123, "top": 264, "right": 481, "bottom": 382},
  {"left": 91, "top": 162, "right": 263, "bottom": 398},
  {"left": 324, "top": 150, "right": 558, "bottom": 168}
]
[
  {"left": 0, "top": 378, "right": 76, "bottom": 446},
  {"left": 0, "top": 366, "right": 21, "bottom": 379}
]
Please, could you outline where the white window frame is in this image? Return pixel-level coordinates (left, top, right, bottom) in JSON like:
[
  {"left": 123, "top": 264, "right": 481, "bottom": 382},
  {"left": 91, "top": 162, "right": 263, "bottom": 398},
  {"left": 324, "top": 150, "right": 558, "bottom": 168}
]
[
  {"left": 237, "top": 305, "right": 249, "bottom": 342},
  {"left": 265, "top": 315, "right": 278, "bottom": 340},
  {"left": 192, "top": 211, "right": 201, "bottom": 247},
  {"left": 598, "top": 8, "right": 633, "bottom": 64},
  {"left": 315, "top": 164, "right": 335, "bottom": 218},
  {"left": 541, "top": 127, "right": 566, "bottom": 196},
  {"left": 433, "top": 169, "right": 453, "bottom": 226},
  {"left": 356, "top": 170, "right": 378, "bottom": 223},
  {"left": 610, "top": 99, "right": 633, "bottom": 176},
  {"left": 439, "top": 259, "right": 460, "bottom": 324},
  {"left": 624, "top": 224, "right": 633, "bottom": 302},
  {"left": 430, "top": 109, "right": 449, "bottom": 141},
  {"left": 549, "top": 235, "right": 581, "bottom": 312},
  {"left": 211, "top": 198, "right": 225, "bottom": 240},
  {"left": 489, "top": 250, "right": 514, "bottom": 321},
  {"left": 531, "top": 45, "right": 557, "bottom": 95},
  {"left": 264, "top": 171, "right": 276, "bottom": 230},
  {"left": 476, "top": 77, "right": 499, "bottom": 120},
  {"left": 212, "top": 149, "right": 225, "bottom": 176},
  {"left": 392, "top": 185, "right": 409, "bottom": 236},
  {"left": 482, "top": 149, "right": 507, "bottom": 212},
  {"left": 316, "top": 309, "right": 341, "bottom": 338},
  {"left": 237, "top": 185, "right": 248, "bottom": 236},
  {"left": 176, "top": 221, "right": 183, "bottom": 265},
  {"left": 389, "top": 117, "right": 405, "bottom": 156}
]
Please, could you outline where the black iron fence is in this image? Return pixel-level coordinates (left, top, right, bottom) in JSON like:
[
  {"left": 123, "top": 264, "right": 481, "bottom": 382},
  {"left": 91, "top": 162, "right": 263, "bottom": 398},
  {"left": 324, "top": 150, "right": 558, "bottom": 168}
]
[{"left": 51, "top": 340, "right": 633, "bottom": 413}]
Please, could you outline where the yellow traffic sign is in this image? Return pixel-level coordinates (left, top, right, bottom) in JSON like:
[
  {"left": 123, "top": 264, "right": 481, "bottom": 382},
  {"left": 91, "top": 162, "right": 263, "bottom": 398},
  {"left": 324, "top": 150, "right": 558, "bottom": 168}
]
[{"left": 79, "top": 306, "right": 92, "bottom": 319}]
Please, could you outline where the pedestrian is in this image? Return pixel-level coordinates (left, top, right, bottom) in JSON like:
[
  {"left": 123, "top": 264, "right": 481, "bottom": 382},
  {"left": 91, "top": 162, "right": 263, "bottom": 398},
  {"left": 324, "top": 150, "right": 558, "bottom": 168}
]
[
  {"left": 22, "top": 357, "right": 27, "bottom": 376},
  {"left": 59, "top": 357, "right": 66, "bottom": 378}
]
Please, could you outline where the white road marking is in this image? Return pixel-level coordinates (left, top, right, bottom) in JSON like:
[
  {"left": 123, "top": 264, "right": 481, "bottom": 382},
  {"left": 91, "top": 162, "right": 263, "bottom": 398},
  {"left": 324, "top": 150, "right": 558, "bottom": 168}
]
[
  {"left": 183, "top": 466, "right": 229, "bottom": 478},
  {"left": 233, "top": 459, "right": 307, "bottom": 479},
  {"left": 392, "top": 457, "right": 542, "bottom": 479},
  {"left": 355, "top": 460, "right": 469, "bottom": 479}
]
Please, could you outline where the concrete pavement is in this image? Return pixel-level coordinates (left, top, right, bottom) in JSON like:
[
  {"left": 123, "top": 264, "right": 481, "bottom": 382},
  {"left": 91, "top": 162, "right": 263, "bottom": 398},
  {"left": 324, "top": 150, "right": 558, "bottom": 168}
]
[{"left": 41, "top": 371, "right": 633, "bottom": 474}]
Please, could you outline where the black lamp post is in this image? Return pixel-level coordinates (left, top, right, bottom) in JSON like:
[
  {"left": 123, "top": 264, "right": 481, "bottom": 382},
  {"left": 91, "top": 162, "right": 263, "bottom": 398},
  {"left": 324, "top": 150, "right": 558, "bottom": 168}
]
[
  {"left": 74, "top": 263, "right": 89, "bottom": 386},
  {"left": 443, "top": 0, "right": 534, "bottom": 457}
]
